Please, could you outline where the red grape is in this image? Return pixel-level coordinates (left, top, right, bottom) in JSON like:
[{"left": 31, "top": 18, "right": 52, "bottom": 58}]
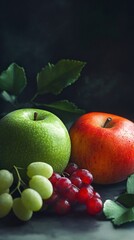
[
  {"left": 77, "top": 186, "right": 93, "bottom": 204},
  {"left": 55, "top": 177, "right": 72, "bottom": 194},
  {"left": 70, "top": 176, "right": 82, "bottom": 188},
  {"left": 64, "top": 185, "right": 79, "bottom": 204},
  {"left": 72, "top": 169, "right": 93, "bottom": 185},
  {"left": 86, "top": 197, "right": 103, "bottom": 215},
  {"left": 64, "top": 162, "right": 78, "bottom": 175},
  {"left": 49, "top": 172, "right": 61, "bottom": 186},
  {"left": 53, "top": 198, "right": 71, "bottom": 215}
]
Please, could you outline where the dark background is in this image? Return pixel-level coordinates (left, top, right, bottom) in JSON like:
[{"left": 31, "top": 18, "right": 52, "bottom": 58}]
[
  {"left": 0, "top": 2, "right": 134, "bottom": 237},
  {"left": 0, "top": 0, "right": 134, "bottom": 120}
]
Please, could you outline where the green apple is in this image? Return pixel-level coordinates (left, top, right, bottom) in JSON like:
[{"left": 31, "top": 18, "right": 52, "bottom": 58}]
[{"left": 0, "top": 108, "right": 71, "bottom": 180}]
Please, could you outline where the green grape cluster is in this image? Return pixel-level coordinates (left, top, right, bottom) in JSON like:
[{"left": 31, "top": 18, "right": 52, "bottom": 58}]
[
  {"left": 0, "top": 169, "right": 14, "bottom": 218},
  {"left": 0, "top": 162, "right": 54, "bottom": 221}
]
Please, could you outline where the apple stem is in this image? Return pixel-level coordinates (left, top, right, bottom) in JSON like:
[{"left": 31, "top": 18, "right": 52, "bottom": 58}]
[
  {"left": 34, "top": 112, "right": 38, "bottom": 121},
  {"left": 103, "top": 117, "right": 112, "bottom": 128}
]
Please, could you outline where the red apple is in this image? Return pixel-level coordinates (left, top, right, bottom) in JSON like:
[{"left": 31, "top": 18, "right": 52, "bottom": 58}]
[{"left": 69, "top": 112, "right": 134, "bottom": 184}]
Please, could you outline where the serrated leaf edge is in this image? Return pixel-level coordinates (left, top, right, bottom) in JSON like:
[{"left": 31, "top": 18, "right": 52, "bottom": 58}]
[{"left": 37, "top": 59, "right": 86, "bottom": 95}]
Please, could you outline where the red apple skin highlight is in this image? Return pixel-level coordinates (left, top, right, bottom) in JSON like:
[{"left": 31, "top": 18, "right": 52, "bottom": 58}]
[{"left": 69, "top": 112, "right": 134, "bottom": 184}]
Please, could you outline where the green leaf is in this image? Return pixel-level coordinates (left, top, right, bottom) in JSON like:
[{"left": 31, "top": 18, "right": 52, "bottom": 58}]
[
  {"left": 103, "top": 174, "right": 134, "bottom": 226},
  {"left": 103, "top": 200, "right": 134, "bottom": 226},
  {"left": 0, "top": 91, "right": 16, "bottom": 104},
  {"left": 37, "top": 59, "right": 86, "bottom": 95},
  {"left": 43, "top": 100, "right": 85, "bottom": 114},
  {"left": 34, "top": 100, "right": 85, "bottom": 129},
  {"left": 127, "top": 174, "right": 134, "bottom": 194},
  {"left": 0, "top": 63, "right": 27, "bottom": 96},
  {"left": 113, "top": 208, "right": 134, "bottom": 225},
  {"left": 116, "top": 193, "right": 134, "bottom": 208},
  {"left": 103, "top": 200, "right": 127, "bottom": 220},
  {"left": 113, "top": 208, "right": 134, "bottom": 226}
]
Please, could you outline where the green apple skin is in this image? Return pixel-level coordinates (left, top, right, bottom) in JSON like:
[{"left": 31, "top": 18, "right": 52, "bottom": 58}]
[{"left": 0, "top": 108, "right": 71, "bottom": 179}]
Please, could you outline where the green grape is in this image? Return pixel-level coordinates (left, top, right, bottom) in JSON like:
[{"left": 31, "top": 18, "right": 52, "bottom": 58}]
[
  {"left": 29, "top": 175, "right": 53, "bottom": 200},
  {"left": 0, "top": 193, "right": 13, "bottom": 218},
  {"left": 27, "top": 162, "right": 53, "bottom": 179},
  {"left": 13, "top": 198, "right": 33, "bottom": 221},
  {"left": 0, "top": 169, "right": 13, "bottom": 192},
  {"left": 0, "top": 188, "right": 9, "bottom": 194},
  {"left": 21, "top": 188, "right": 43, "bottom": 212}
]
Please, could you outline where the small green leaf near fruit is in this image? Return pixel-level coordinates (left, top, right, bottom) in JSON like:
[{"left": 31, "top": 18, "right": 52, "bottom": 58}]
[
  {"left": 39, "top": 100, "right": 85, "bottom": 114},
  {"left": 103, "top": 174, "right": 134, "bottom": 226}
]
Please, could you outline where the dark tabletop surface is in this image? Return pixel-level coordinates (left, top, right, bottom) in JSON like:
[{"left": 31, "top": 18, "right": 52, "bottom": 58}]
[{"left": 0, "top": 180, "right": 134, "bottom": 240}]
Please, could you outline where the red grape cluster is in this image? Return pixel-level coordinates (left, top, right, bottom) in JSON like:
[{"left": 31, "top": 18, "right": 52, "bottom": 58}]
[{"left": 47, "top": 163, "right": 103, "bottom": 215}]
